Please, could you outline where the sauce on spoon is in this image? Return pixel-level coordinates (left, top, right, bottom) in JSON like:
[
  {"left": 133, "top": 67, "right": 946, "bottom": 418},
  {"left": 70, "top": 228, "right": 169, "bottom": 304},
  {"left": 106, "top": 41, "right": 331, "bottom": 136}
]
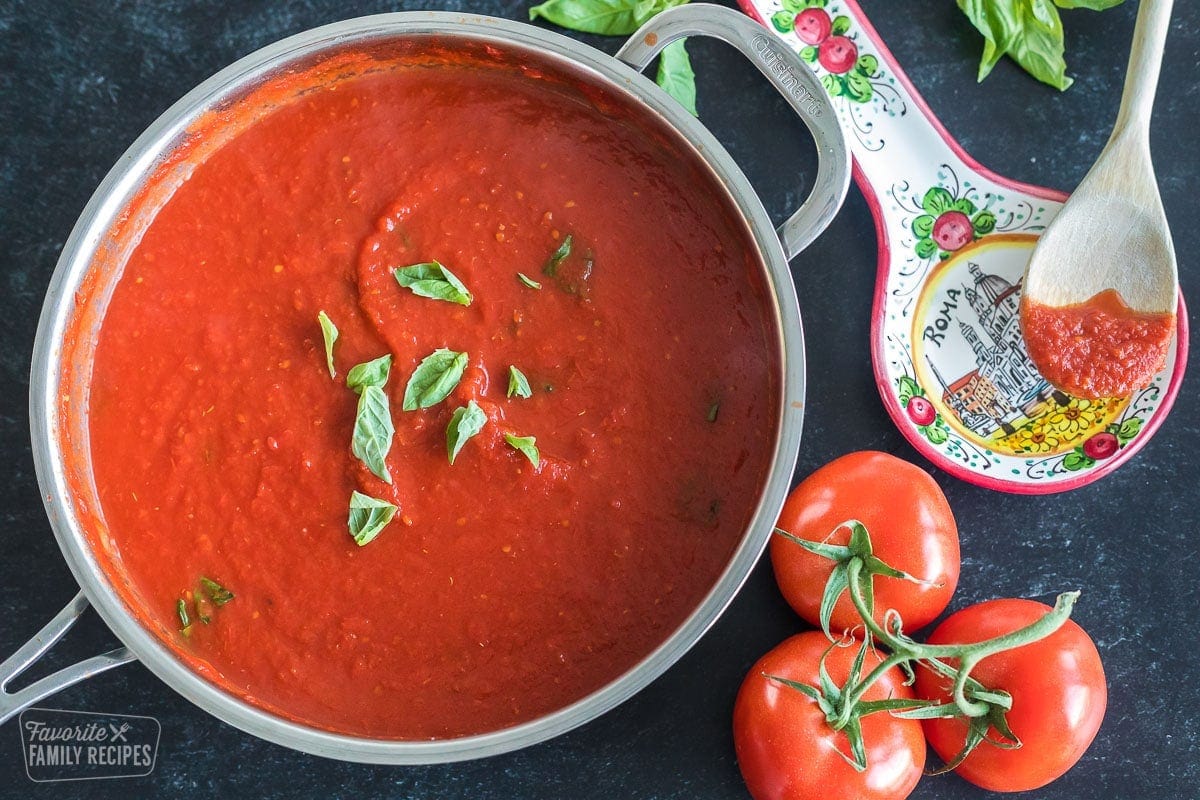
[{"left": 1021, "top": 289, "right": 1175, "bottom": 399}]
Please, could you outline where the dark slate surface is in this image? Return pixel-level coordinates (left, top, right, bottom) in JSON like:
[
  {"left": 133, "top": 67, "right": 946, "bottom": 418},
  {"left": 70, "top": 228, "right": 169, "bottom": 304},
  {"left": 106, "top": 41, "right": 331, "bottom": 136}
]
[{"left": 0, "top": 1, "right": 1196, "bottom": 797}]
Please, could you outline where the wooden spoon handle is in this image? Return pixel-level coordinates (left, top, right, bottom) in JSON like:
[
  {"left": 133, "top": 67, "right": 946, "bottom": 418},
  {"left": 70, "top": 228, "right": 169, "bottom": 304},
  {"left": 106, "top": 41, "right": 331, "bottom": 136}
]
[{"left": 1115, "top": 0, "right": 1174, "bottom": 139}]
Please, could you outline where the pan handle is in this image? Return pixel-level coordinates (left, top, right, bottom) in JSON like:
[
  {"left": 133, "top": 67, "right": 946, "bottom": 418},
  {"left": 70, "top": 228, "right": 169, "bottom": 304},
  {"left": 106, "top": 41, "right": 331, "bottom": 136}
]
[
  {"left": 0, "top": 592, "right": 135, "bottom": 726},
  {"left": 616, "top": 3, "right": 850, "bottom": 261}
]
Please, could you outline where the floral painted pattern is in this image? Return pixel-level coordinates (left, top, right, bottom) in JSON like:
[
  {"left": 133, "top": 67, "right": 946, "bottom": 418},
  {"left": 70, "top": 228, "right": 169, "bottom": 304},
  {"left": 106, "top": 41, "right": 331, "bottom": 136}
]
[
  {"left": 769, "top": 0, "right": 879, "bottom": 103},
  {"left": 897, "top": 375, "right": 949, "bottom": 444},
  {"left": 911, "top": 186, "right": 996, "bottom": 260}
]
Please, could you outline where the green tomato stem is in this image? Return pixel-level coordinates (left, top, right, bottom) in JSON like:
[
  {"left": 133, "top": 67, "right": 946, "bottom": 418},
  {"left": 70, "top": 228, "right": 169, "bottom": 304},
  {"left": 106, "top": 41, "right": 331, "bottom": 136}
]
[{"left": 840, "top": 556, "right": 1078, "bottom": 720}]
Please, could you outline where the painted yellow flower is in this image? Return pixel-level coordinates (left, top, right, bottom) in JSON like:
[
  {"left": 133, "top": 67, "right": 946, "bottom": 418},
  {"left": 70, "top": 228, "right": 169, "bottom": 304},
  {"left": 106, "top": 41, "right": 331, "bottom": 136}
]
[
  {"left": 1011, "top": 425, "right": 1062, "bottom": 454},
  {"left": 1043, "top": 397, "right": 1123, "bottom": 442}
]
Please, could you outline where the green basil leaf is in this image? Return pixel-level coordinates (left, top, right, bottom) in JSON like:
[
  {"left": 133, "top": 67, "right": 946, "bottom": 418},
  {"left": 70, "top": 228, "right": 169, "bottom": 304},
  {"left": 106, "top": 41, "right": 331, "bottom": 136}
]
[
  {"left": 517, "top": 272, "right": 542, "bottom": 290},
  {"left": 656, "top": 39, "right": 698, "bottom": 117},
  {"left": 199, "top": 576, "right": 235, "bottom": 606},
  {"left": 176, "top": 599, "right": 190, "bottom": 629},
  {"left": 543, "top": 235, "right": 573, "bottom": 277},
  {"left": 348, "top": 490, "right": 397, "bottom": 546},
  {"left": 353, "top": 385, "right": 394, "bottom": 483},
  {"left": 347, "top": 354, "right": 392, "bottom": 394},
  {"left": 1053, "top": 0, "right": 1124, "bottom": 10},
  {"left": 957, "top": 0, "right": 1076, "bottom": 90},
  {"left": 528, "top": 0, "right": 644, "bottom": 35},
  {"left": 446, "top": 400, "right": 488, "bottom": 465},
  {"left": 508, "top": 366, "right": 533, "bottom": 399},
  {"left": 394, "top": 261, "right": 472, "bottom": 306},
  {"left": 317, "top": 310, "right": 338, "bottom": 379},
  {"left": 403, "top": 348, "right": 468, "bottom": 410},
  {"left": 1010, "top": 0, "right": 1072, "bottom": 91},
  {"left": 504, "top": 433, "right": 540, "bottom": 468}
]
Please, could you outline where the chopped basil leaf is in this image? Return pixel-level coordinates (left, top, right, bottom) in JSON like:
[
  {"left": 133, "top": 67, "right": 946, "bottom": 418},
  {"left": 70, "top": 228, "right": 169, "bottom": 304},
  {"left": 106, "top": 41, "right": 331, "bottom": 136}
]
[
  {"left": 353, "top": 384, "right": 394, "bottom": 483},
  {"left": 394, "top": 261, "right": 473, "bottom": 306},
  {"left": 403, "top": 348, "right": 468, "bottom": 410},
  {"left": 542, "top": 235, "right": 573, "bottom": 277},
  {"left": 199, "top": 576, "right": 235, "bottom": 606},
  {"left": 176, "top": 598, "right": 190, "bottom": 629},
  {"left": 194, "top": 596, "right": 212, "bottom": 624},
  {"left": 346, "top": 354, "right": 392, "bottom": 394},
  {"left": 348, "top": 490, "right": 398, "bottom": 546},
  {"left": 508, "top": 366, "right": 533, "bottom": 399},
  {"left": 707, "top": 401, "right": 720, "bottom": 423},
  {"left": 446, "top": 400, "right": 488, "bottom": 465},
  {"left": 504, "top": 433, "right": 540, "bottom": 468},
  {"left": 517, "top": 272, "right": 542, "bottom": 290},
  {"left": 317, "top": 310, "right": 339, "bottom": 379}
]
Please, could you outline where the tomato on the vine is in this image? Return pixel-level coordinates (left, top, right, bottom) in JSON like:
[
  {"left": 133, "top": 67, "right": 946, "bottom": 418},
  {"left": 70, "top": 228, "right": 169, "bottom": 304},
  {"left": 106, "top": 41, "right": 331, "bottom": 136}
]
[
  {"left": 771, "top": 451, "right": 960, "bottom": 632},
  {"left": 733, "top": 632, "right": 925, "bottom": 800},
  {"left": 915, "top": 598, "right": 1107, "bottom": 792}
]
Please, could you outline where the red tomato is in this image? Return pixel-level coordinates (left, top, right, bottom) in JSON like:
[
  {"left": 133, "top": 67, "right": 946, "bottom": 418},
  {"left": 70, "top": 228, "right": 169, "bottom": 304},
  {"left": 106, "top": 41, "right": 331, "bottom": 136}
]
[
  {"left": 734, "top": 632, "right": 925, "bottom": 800},
  {"left": 915, "top": 599, "right": 1107, "bottom": 792},
  {"left": 770, "top": 451, "right": 959, "bottom": 633}
]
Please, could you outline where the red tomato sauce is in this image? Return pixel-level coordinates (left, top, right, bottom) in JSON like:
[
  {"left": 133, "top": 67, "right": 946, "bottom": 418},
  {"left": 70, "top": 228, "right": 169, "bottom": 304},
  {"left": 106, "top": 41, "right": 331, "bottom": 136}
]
[
  {"left": 83, "top": 48, "right": 779, "bottom": 738},
  {"left": 1021, "top": 289, "right": 1174, "bottom": 399}
]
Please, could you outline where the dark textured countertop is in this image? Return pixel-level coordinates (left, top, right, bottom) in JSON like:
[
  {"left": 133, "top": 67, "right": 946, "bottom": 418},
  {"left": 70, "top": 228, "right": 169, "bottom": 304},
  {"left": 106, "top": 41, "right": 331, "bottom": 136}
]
[{"left": 1, "top": 1, "right": 1197, "bottom": 798}]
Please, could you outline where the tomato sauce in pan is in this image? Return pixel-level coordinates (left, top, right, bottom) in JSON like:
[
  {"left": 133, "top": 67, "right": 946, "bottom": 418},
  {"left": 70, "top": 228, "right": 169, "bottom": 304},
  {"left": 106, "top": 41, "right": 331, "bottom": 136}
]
[
  {"left": 1021, "top": 289, "right": 1174, "bottom": 399},
  {"left": 84, "top": 50, "right": 780, "bottom": 738}
]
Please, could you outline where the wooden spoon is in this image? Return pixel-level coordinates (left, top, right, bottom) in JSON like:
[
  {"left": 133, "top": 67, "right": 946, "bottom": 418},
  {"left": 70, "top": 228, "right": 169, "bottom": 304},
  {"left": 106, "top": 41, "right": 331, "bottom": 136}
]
[{"left": 1020, "top": 0, "right": 1179, "bottom": 400}]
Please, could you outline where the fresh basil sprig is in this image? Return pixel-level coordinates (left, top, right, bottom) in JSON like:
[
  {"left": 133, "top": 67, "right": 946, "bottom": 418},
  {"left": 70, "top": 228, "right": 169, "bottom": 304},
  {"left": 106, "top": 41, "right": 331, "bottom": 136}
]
[
  {"left": 446, "top": 400, "right": 488, "bottom": 465},
  {"left": 348, "top": 490, "right": 398, "bottom": 546},
  {"left": 394, "top": 262, "right": 473, "bottom": 306},
  {"left": 504, "top": 433, "right": 541, "bottom": 468},
  {"left": 403, "top": 349, "right": 469, "bottom": 410},
  {"left": 957, "top": 0, "right": 1125, "bottom": 91},
  {"left": 528, "top": 0, "right": 698, "bottom": 113},
  {"left": 317, "top": 310, "right": 338, "bottom": 378},
  {"left": 508, "top": 366, "right": 533, "bottom": 399},
  {"left": 348, "top": 355, "right": 395, "bottom": 483}
]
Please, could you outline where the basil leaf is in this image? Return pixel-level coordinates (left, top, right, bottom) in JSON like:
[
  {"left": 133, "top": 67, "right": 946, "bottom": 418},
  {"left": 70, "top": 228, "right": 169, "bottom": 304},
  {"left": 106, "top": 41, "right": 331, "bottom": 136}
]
[
  {"left": 394, "top": 261, "right": 473, "bottom": 306},
  {"left": 1053, "top": 0, "right": 1123, "bottom": 8},
  {"left": 403, "top": 348, "right": 468, "bottom": 410},
  {"left": 1010, "top": 0, "right": 1071, "bottom": 91},
  {"left": 656, "top": 39, "right": 697, "bottom": 117},
  {"left": 176, "top": 599, "right": 190, "bottom": 629},
  {"left": 446, "top": 400, "right": 488, "bottom": 465},
  {"left": 517, "top": 272, "right": 542, "bottom": 290},
  {"left": 347, "top": 354, "right": 392, "bottom": 394},
  {"left": 348, "top": 490, "right": 397, "bottom": 546},
  {"left": 543, "top": 235, "right": 573, "bottom": 277},
  {"left": 529, "top": 0, "right": 674, "bottom": 34},
  {"left": 956, "top": 0, "right": 1083, "bottom": 90},
  {"left": 317, "top": 310, "right": 338, "bottom": 379},
  {"left": 353, "top": 385, "right": 394, "bottom": 483},
  {"left": 504, "top": 433, "right": 540, "bottom": 468},
  {"left": 508, "top": 366, "right": 533, "bottom": 399},
  {"left": 199, "top": 576, "right": 235, "bottom": 606}
]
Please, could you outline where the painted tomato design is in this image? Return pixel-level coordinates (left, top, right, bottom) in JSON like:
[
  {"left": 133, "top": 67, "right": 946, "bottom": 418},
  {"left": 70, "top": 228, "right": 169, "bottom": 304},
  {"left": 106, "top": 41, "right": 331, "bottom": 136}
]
[
  {"left": 794, "top": 8, "right": 832, "bottom": 45},
  {"left": 1082, "top": 432, "right": 1119, "bottom": 460},
  {"left": 817, "top": 36, "right": 858, "bottom": 74},
  {"left": 932, "top": 210, "right": 974, "bottom": 252},
  {"left": 906, "top": 396, "right": 936, "bottom": 427}
]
